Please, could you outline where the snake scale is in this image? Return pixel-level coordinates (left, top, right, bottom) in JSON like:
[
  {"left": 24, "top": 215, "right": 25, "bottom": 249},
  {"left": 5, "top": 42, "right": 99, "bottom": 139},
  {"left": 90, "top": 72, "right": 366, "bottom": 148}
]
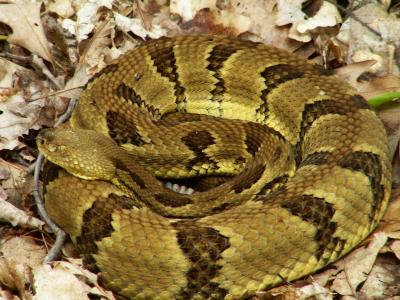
[{"left": 37, "top": 35, "right": 392, "bottom": 299}]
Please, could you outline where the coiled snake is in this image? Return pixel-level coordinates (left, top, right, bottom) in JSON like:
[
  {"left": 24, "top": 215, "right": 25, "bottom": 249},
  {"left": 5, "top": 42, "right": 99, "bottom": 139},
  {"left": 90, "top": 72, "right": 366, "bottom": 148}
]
[{"left": 37, "top": 35, "right": 392, "bottom": 299}]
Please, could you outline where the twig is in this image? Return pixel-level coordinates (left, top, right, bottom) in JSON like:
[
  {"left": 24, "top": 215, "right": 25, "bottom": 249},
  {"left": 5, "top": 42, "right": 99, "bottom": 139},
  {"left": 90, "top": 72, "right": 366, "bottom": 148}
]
[
  {"left": 54, "top": 98, "right": 76, "bottom": 125},
  {"left": 33, "top": 99, "right": 76, "bottom": 262},
  {"left": 0, "top": 53, "right": 64, "bottom": 89},
  {"left": 32, "top": 55, "right": 63, "bottom": 90},
  {"left": 33, "top": 154, "right": 66, "bottom": 262},
  {"left": 27, "top": 86, "right": 84, "bottom": 102},
  {"left": 0, "top": 52, "right": 32, "bottom": 63}
]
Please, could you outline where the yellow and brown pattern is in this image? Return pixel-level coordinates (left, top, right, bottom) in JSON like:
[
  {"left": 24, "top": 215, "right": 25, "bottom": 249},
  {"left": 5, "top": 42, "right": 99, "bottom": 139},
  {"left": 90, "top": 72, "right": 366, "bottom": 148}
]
[{"left": 37, "top": 35, "right": 391, "bottom": 299}]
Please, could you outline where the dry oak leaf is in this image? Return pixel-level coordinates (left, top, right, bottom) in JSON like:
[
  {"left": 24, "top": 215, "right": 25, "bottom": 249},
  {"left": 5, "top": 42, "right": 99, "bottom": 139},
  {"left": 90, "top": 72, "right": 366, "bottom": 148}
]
[
  {"left": 33, "top": 264, "right": 93, "bottom": 300},
  {"left": 114, "top": 13, "right": 166, "bottom": 40},
  {"left": 0, "top": 198, "right": 44, "bottom": 228},
  {"left": 0, "top": 58, "right": 27, "bottom": 91},
  {"left": 170, "top": 0, "right": 217, "bottom": 22},
  {"left": 0, "top": 257, "right": 31, "bottom": 298},
  {"left": 0, "top": 94, "right": 45, "bottom": 150},
  {"left": 61, "top": 20, "right": 119, "bottom": 99},
  {"left": 336, "top": 2, "right": 400, "bottom": 75},
  {"left": 0, "top": 236, "right": 45, "bottom": 298},
  {"left": 82, "top": 19, "right": 115, "bottom": 75},
  {"left": 359, "top": 256, "right": 400, "bottom": 297},
  {"left": 61, "top": 0, "right": 113, "bottom": 43},
  {"left": 377, "top": 103, "right": 400, "bottom": 162},
  {"left": 276, "top": 0, "right": 341, "bottom": 42},
  {"left": 377, "top": 188, "right": 400, "bottom": 234},
  {"left": 331, "top": 232, "right": 388, "bottom": 296},
  {"left": 0, "top": 0, "right": 52, "bottom": 62},
  {"left": 357, "top": 75, "right": 400, "bottom": 100},
  {"left": 334, "top": 60, "right": 378, "bottom": 90},
  {"left": 47, "top": 0, "right": 75, "bottom": 19},
  {"left": 219, "top": 0, "right": 291, "bottom": 49},
  {"left": 390, "top": 240, "right": 400, "bottom": 260}
]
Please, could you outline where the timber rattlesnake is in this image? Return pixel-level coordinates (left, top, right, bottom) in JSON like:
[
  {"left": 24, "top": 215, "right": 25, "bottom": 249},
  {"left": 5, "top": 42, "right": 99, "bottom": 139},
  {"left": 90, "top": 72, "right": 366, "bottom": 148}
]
[{"left": 37, "top": 35, "right": 392, "bottom": 299}]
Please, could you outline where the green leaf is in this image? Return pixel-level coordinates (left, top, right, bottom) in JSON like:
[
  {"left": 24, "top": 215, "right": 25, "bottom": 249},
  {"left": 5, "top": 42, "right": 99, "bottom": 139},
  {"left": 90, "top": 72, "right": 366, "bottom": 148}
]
[{"left": 368, "top": 92, "right": 400, "bottom": 109}]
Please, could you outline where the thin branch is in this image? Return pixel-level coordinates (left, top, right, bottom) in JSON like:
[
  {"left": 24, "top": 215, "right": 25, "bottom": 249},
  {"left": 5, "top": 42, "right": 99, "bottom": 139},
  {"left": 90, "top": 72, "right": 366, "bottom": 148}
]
[
  {"left": 32, "top": 55, "right": 63, "bottom": 90},
  {"left": 33, "top": 154, "right": 66, "bottom": 262},
  {"left": 326, "top": 0, "right": 383, "bottom": 39},
  {"left": 33, "top": 99, "right": 76, "bottom": 262},
  {"left": 27, "top": 86, "right": 84, "bottom": 102},
  {"left": 55, "top": 98, "right": 76, "bottom": 126}
]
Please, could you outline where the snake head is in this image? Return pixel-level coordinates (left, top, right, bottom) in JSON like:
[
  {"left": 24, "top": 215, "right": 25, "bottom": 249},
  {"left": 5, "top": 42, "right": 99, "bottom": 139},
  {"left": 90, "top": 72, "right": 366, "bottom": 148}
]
[{"left": 37, "top": 125, "right": 117, "bottom": 181}]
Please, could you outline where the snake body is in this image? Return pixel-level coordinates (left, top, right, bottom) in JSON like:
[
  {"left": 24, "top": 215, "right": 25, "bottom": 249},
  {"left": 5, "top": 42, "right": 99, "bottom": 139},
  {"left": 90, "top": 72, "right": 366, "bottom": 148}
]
[{"left": 37, "top": 35, "right": 392, "bottom": 299}]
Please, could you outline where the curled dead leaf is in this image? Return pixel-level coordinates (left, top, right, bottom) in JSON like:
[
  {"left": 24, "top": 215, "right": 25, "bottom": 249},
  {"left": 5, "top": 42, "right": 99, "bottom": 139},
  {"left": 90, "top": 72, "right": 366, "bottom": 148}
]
[{"left": 0, "top": 0, "right": 53, "bottom": 62}]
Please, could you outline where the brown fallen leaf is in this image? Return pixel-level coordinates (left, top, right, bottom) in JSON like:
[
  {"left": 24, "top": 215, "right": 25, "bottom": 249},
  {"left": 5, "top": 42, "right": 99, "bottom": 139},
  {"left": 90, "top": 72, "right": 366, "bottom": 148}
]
[
  {"left": 0, "top": 0, "right": 53, "bottom": 62},
  {"left": 0, "top": 94, "right": 44, "bottom": 150},
  {"left": 0, "top": 257, "right": 30, "bottom": 298},
  {"left": 358, "top": 75, "right": 400, "bottom": 100},
  {"left": 332, "top": 232, "right": 388, "bottom": 296},
  {"left": 389, "top": 240, "right": 400, "bottom": 260},
  {"left": 47, "top": 0, "right": 75, "bottom": 19},
  {"left": 0, "top": 236, "right": 113, "bottom": 300},
  {"left": 227, "top": 0, "right": 292, "bottom": 49},
  {"left": 276, "top": 0, "right": 341, "bottom": 43},
  {"left": 359, "top": 255, "right": 400, "bottom": 297},
  {"left": 170, "top": 0, "right": 216, "bottom": 22},
  {"left": 336, "top": 2, "right": 400, "bottom": 76},
  {"left": 61, "top": 1, "right": 113, "bottom": 43},
  {"left": 114, "top": 12, "right": 166, "bottom": 39},
  {"left": 0, "top": 236, "right": 46, "bottom": 299},
  {"left": 0, "top": 236, "right": 45, "bottom": 270},
  {"left": 298, "top": 282, "right": 332, "bottom": 300},
  {"left": 254, "top": 284, "right": 301, "bottom": 300},
  {"left": 0, "top": 58, "right": 29, "bottom": 91},
  {"left": 178, "top": 8, "right": 236, "bottom": 36},
  {"left": 0, "top": 199, "right": 44, "bottom": 229},
  {"left": 0, "top": 158, "right": 33, "bottom": 208},
  {"left": 213, "top": 2, "right": 252, "bottom": 36},
  {"left": 377, "top": 188, "right": 400, "bottom": 234},
  {"left": 0, "top": 61, "right": 58, "bottom": 151},
  {"left": 378, "top": 103, "right": 400, "bottom": 163},
  {"left": 33, "top": 264, "right": 92, "bottom": 300},
  {"left": 308, "top": 267, "right": 338, "bottom": 289},
  {"left": 81, "top": 19, "right": 115, "bottom": 75},
  {"left": 334, "top": 60, "right": 378, "bottom": 90}
]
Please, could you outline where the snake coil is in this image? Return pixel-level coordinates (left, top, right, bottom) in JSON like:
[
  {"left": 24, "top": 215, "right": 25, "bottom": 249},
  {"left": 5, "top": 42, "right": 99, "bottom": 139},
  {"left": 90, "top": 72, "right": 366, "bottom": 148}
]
[{"left": 38, "top": 35, "right": 391, "bottom": 299}]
